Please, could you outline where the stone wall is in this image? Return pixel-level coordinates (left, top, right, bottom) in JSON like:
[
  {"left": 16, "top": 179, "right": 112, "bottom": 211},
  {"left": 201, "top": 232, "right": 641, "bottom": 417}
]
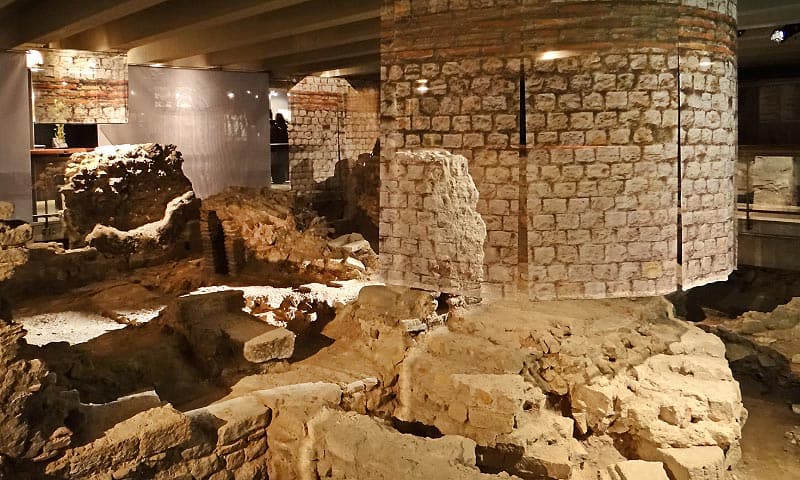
[
  {"left": 0, "top": 203, "right": 29, "bottom": 283},
  {"left": 382, "top": 1, "right": 522, "bottom": 297},
  {"left": 288, "top": 76, "right": 380, "bottom": 196},
  {"left": 32, "top": 49, "right": 127, "bottom": 124},
  {"left": 380, "top": 0, "right": 737, "bottom": 299},
  {"left": 678, "top": 3, "right": 738, "bottom": 289}
]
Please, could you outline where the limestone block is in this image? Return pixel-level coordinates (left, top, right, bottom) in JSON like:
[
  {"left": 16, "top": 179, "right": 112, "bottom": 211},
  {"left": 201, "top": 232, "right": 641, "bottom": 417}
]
[
  {"left": 48, "top": 405, "right": 192, "bottom": 477},
  {"left": 647, "top": 446, "right": 725, "bottom": 480},
  {"left": 77, "top": 390, "right": 164, "bottom": 442},
  {"left": 189, "top": 395, "right": 271, "bottom": 446},
  {"left": 0, "top": 221, "right": 32, "bottom": 247},
  {"left": 0, "top": 202, "right": 13, "bottom": 220},
  {"left": 243, "top": 327, "right": 295, "bottom": 363},
  {"left": 750, "top": 156, "right": 797, "bottom": 206},
  {"left": 305, "top": 408, "right": 505, "bottom": 479},
  {"left": 254, "top": 383, "right": 342, "bottom": 479},
  {"left": 608, "top": 460, "right": 669, "bottom": 480}
]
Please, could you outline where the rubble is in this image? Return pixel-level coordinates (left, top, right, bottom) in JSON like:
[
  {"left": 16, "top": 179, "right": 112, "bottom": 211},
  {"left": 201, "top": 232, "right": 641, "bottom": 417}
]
[
  {"left": 310, "top": 287, "right": 746, "bottom": 480},
  {"left": 85, "top": 190, "right": 200, "bottom": 264},
  {"left": 0, "top": 220, "right": 30, "bottom": 282},
  {"left": 61, "top": 144, "right": 195, "bottom": 247},
  {"left": 202, "top": 186, "right": 377, "bottom": 279},
  {"left": 700, "top": 297, "right": 800, "bottom": 389},
  {"left": 0, "top": 317, "right": 77, "bottom": 467}
]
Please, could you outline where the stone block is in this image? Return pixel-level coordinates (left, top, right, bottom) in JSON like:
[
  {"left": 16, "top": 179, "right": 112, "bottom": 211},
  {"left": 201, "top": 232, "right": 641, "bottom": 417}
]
[
  {"left": 243, "top": 327, "right": 295, "bottom": 363},
  {"left": 608, "top": 460, "right": 669, "bottom": 480},
  {"left": 649, "top": 446, "right": 725, "bottom": 480},
  {"left": 191, "top": 396, "right": 271, "bottom": 446},
  {"left": 0, "top": 202, "right": 13, "bottom": 220}
]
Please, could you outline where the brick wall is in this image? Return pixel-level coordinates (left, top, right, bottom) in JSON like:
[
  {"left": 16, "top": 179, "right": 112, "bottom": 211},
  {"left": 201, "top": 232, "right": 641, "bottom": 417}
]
[
  {"left": 288, "top": 76, "right": 380, "bottom": 196},
  {"left": 380, "top": 0, "right": 737, "bottom": 299},
  {"left": 32, "top": 49, "right": 127, "bottom": 124}
]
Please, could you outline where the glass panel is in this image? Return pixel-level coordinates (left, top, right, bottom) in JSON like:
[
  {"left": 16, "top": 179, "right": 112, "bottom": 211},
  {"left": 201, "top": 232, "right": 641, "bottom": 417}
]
[{"left": 99, "top": 66, "right": 270, "bottom": 199}]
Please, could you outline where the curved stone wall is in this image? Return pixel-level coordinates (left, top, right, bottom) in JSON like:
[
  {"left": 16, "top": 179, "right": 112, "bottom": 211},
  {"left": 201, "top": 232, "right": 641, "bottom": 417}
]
[{"left": 380, "top": 0, "right": 737, "bottom": 299}]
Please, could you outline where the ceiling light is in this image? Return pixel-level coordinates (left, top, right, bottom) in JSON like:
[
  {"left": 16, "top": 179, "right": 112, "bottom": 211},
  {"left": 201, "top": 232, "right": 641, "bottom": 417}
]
[
  {"left": 771, "top": 23, "right": 800, "bottom": 44},
  {"left": 226, "top": 91, "right": 235, "bottom": 99},
  {"left": 149, "top": 63, "right": 166, "bottom": 68},
  {"left": 415, "top": 79, "right": 429, "bottom": 94},
  {"left": 537, "top": 50, "right": 576, "bottom": 61},
  {"left": 26, "top": 49, "right": 43, "bottom": 70}
]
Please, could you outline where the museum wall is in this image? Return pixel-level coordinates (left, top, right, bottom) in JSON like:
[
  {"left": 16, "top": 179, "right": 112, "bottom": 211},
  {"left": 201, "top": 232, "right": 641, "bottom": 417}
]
[
  {"left": 380, "top": 0, "right": 737, "bottom": 299},
  {"left": 0, "top": 52, "right": 33, "bottom": 221},
  {"left": 100, "top": 66, "right": 271, "bottom": 199}
]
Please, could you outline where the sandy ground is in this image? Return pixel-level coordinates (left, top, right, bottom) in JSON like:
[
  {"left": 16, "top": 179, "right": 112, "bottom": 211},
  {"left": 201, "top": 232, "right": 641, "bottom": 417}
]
[
  {"left": 735, "top": 380, "right": 800, "bottom": 480},
  {"left": 18, "top": 311, "right": 127, "bottom": 346}
]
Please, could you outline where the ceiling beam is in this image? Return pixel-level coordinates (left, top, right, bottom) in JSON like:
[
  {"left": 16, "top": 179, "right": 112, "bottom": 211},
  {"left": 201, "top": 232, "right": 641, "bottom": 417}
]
[
  {"left": 739, "top": 4, "right": 800, "bottom": 29},
  {"left": 311, "top": 63, "right": 381, "bottom": 78},
  {"left": 171, "top": 18, "right": 380, "bottom": 69},
  {"left": 55, "top": 0, "right": 310, "bottom": 52},
  {"left": 127, "top": 0, "right": 380, "bottom": 64},
  {"left": 0, "top": 0, "right": 168, "bottom": 49},
  {"left": 261, "top": 40, "right": 379, "bottom": 71},
  {"left": 270, "top": 53, "right": 380, "bottom": 78}
]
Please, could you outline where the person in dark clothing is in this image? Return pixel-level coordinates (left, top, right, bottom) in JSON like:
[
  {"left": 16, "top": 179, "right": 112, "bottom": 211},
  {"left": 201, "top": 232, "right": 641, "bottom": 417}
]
[
  {"left": 272, "top": 113, "right": 288, "bottom": 143},
  {"left": 270, "top": 113, "right": 290, "bottom": 183}
]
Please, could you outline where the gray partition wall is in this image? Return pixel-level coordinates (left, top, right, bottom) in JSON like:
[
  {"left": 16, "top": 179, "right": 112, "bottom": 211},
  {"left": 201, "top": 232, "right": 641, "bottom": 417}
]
[
  {"left": 100, "top": 66, "right": 270, "bottom": 198},
  {"left": 0, "top": 52, "right": 33, "bottom": 221}
]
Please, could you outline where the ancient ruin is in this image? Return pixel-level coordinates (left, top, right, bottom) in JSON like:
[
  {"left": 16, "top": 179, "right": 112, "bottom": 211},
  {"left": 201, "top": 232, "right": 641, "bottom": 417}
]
[{"left": 1, "top": 0, "right": 800, "bottom": 478}]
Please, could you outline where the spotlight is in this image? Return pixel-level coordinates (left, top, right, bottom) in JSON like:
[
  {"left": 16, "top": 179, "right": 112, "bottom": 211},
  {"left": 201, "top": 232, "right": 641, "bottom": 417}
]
[{"left": 771, "top": 23, "right": 800, "bottom": 44}]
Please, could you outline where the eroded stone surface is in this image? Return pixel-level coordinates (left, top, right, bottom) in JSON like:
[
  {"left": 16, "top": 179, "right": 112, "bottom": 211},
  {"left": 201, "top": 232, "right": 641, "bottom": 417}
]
[
  {"left": 380, "top": 149, "right": 487, "bottom": 295},
  {"left": 62, "top": 143, "right": 194, "bottom": 246},
  {"left": 0, "top": 202, "right": 13, "bottom": 221},
  {"left": 306, "top": 408, "right": 516, "bottom": 479},
  {"left": 700, "top": 297, "right": 800, "bottom": 389}
]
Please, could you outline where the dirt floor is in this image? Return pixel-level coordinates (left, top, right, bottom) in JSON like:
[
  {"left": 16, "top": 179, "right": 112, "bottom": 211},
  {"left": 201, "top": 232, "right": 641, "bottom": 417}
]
[{"left": 735, "top": 379, "right": 800, "bottom": 480}]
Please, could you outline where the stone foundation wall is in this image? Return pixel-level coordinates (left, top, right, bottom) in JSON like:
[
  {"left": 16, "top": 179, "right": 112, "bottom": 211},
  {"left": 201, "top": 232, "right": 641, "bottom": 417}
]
[
  {"left": 380, "top": 0, "right": 737, "bottom": 299},
  {"left": 61, "top": 143, "right": 195, "bottom": 247},
  {"left": 288, "top": 76, "right": 380, "bottom": 197}
]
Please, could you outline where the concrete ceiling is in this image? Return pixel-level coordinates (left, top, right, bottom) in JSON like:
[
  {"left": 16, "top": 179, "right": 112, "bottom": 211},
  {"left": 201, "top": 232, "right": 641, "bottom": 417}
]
[
  {"left": 0, "top": 0, "right": 381, "bottom": 78},
  {"left": 0, "top": 0, "right": 797, "bottom": 78}
]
